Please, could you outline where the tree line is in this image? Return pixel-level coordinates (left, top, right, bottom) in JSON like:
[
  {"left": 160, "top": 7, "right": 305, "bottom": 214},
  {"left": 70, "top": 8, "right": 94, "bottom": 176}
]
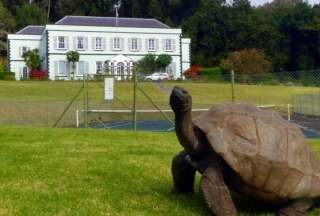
[{"left": 1, "top": 0, "right": 320, "bottom": 74}]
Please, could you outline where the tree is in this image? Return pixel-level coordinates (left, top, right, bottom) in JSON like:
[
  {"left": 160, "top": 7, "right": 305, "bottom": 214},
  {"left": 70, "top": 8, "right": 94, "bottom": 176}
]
[
  {"left": 221, "top": 49, "right": 272, "bottom": 82},
  {"left": 56, "top": 0, "right": 100, "bottom": 17},
  {"left": 0, "top": 1, "right": 15, "bottom": 32},
  {"left": 156, "top": 54, "right": 172, "bottom": 72},
  {"left": 183, "top": 0, "right": 229, "bottom": 66},
  {"left": 0, "top": 1, "right": 16, "bottom": 55},
  {"left": 66, "top": 51, "right": 79, "bottom": 80},
  {"left": 16, "top": 3, "right": 47, "bottom": 29},
  {"left": 135, "top": 53, "right": 157, "bottom": 75},
  {"left": 23, "top": 49, "right": 42, "bottom": 70}
]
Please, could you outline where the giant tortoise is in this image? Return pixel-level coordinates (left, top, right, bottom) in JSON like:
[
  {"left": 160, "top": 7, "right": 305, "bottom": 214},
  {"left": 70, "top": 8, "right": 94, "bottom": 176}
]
[{"left": 170, "top": 86, "right": 320, "bottom": 216}]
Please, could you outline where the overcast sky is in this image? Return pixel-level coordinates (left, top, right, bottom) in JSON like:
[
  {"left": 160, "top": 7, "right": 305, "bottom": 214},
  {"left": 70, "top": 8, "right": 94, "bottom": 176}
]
[{"left": 250, "top": 0, "right": 319, "bottom": 6}]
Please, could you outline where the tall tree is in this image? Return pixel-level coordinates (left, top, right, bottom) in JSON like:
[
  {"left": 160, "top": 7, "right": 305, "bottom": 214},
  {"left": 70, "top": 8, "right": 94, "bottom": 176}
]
[
  {"left": 16, "top": 3, "right": 47, "bottom": 29},
  {"left": 0, "top": 1, "right": 16, "bottom": 54},
  {"left": 66, "top": 51, "right": 80, "bottom": 80}
]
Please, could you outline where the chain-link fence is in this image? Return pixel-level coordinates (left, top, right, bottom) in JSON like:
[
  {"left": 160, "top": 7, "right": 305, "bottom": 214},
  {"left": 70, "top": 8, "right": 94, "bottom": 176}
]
[{"left": 0, "top": 70, "right": 320, "bottom": 131}]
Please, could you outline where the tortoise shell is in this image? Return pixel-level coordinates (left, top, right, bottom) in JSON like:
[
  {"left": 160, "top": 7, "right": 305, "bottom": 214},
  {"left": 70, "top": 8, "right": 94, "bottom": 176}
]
[{"left": 193, "top": 103, "right": 320, "bottom": 200}]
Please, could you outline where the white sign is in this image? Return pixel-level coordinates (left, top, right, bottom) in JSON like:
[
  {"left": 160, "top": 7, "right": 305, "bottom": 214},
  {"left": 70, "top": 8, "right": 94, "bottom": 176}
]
[{"left": 104, "top": 78, "right": 114, "bottom": 100}]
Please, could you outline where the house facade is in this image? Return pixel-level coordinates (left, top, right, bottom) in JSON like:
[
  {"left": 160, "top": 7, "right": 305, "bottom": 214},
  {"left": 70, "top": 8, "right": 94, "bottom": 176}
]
[{"left": 7, "top": 16, "right": 191, "bottom": 81}]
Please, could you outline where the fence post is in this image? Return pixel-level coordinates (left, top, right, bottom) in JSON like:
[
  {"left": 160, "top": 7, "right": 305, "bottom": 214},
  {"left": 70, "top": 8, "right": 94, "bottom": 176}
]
[
  {"left": 83, "top": 73, "right": 88, "bottom": 128},
  {"left": 231, "top": 70, "right": 235, "bottom": 102},
  {"left": 86, "top": 74, "right": 89, "bottom": 127},
  {"left": 76, "top": 110, "right": 79, "bottom": 128},
  {"left": 133, "top": 71, "right": 137, "bottom": 131}
]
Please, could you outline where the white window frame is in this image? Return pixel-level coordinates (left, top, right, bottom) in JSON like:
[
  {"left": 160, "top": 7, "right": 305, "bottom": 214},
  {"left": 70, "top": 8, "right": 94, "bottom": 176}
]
[
  {"left": 148, "top": 38, "right": 156, "bottom": 51},
  {"left": 58, "top": 36, "right": 66, "bottom": 49},
  {"left": 113, "top": 37, "right": 121, "bottom": 50},
  {"left": 131, "top": 38, "right": 138, "bottom": 51},
  {"left": 96, "top": 61, "right": 103, "bottom": 74},
  {"left": 77, "top": 61, "right": 85, "bottom": 76},
  {"left": 165, "top": 39, "right": 173, "bottom": 51},
  {"left": 77, "top": 37, "right": 85, "bottom": 50},
  {"left": 58, "top": 61, "right": 67, "bottom": 76}
]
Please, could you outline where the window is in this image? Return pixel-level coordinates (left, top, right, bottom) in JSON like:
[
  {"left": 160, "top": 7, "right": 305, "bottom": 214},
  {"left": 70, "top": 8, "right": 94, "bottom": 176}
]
[
  {"left": 96, "top": 61, "right": 103, "bottom": 74},
  {"left": 117, "top": 62, "right": 125, "bottom": 79},
  {"left": 20, "top": 46, "right": 29, "bottom": 57},
  {"left": 148, "top": 39, "right": 155, "bottom": 51},
  {"left": 77, "top": 37, "right": 84, "bottom": 49},
  {"left": 131, "top": 38, "right": 138, "bottom": 51},
  {"left": 113, "top": 37, "right": 121, "bottom": 50},
  {"left": 95, "top": 37, "right": 103, "bottom": 50},
  {"left": 22, "top": 66, "right": 29, "bottom": 79},
  {"left": 77, "top": 61, "right": 85, "bottom": 76},
  {"left": 58, "top": 36, "right": 66, "bottom": 49},
  {"left": 110, "top": 62, "right": 115, "bottom": 75},
  {"left": 165, "top": 39, "right": 173, "bottom": 51},
  {"left": 58, "top": 61, "right": 67, "bottom": 76}
]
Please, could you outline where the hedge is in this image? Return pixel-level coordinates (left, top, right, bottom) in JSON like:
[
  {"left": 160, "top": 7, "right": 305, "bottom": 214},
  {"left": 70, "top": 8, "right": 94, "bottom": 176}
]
[
  {"left": 199, "top": 67, "right": 227, "bottom": 82},
  {"left": 0, "top": 72, "right": 15, "bottom": 80}
]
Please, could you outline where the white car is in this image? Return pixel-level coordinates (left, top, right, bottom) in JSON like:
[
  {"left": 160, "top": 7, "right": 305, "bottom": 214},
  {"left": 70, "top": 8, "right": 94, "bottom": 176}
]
[{"left": 144, "top": 72, "right": 170, "bottom": 81}]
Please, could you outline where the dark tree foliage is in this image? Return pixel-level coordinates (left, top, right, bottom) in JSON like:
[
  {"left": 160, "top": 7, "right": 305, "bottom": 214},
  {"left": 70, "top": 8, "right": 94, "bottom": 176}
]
[
  {"left": 2, "top": 0, "right": 320, "bottom": 73},
  {"left": 183, "top": 0, "right": 320, "bottom": 73},
  {"left": 16, "top": 3, "right": 47, "bottom": 29}
]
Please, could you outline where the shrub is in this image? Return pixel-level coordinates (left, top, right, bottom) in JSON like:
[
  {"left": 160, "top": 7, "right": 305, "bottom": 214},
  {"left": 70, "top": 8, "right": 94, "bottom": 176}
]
[
  {"left": 66, "top": 51, "right": 80, "bottom": 80},
  {"left": 221, "top": 49, "right": 272, "bottom": 83},
  {"left": 135, "top": 54, "right": 157, "bottom": 75},
  {"left": 30, "top": 69, "right": 48, "bottom": 80},
  {"left": 156, "top": 54, "right": 172, "bottom": 72},
  {"left": 184, "top": 65, "right": 202, "bottom": 78},
  {"left": 199, "top": 67, "right": 226, "bottom": 82},
  {"left": 0, "top": 72, "right": 15, "bottom": 80},
  {"left": 23, "top": 49, "right": 42, "bottom": 70}
]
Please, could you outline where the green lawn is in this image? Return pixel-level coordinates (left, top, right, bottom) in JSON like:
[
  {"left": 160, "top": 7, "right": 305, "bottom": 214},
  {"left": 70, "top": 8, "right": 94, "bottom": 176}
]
[
  {"left": 0, "top": 80, "right": 318, "bottom": 127},
  {"left": 0, "top": 126, "right": 320, "bottom": 215},
  {"left": 0, "top": 81, "right": 318, "bottom": 105}
]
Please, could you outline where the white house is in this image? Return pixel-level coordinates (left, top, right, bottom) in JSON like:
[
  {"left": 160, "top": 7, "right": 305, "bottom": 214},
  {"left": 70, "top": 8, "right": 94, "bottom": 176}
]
[{"left": 7, "top": 16, "right": 191, "bottom": 80}]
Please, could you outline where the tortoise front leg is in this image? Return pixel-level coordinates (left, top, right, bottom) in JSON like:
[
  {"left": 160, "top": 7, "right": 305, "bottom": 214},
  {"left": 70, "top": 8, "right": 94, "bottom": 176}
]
[
  {"left": 200, "top": 160, "right": 238, "bottom": 216},
  {"left": 171, "top": 150, "right": 196, "bottom": 193}
]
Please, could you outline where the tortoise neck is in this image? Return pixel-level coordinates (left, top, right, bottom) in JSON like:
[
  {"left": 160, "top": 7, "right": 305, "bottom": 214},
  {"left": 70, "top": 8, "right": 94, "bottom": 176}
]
[{"left": 175, "top": 108, "right": 197, "bottom": 153}]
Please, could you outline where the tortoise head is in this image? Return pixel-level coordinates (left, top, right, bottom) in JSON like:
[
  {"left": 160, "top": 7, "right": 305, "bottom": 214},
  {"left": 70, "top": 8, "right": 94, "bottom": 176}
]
[{"left": 170, "top": 86, "right": 192, "bottom": 113}]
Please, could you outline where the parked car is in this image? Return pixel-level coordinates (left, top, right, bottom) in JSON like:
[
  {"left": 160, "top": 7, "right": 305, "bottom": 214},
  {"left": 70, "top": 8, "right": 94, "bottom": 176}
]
[{"left": 144, "top": 72, "right": 170, "bottom": 81}]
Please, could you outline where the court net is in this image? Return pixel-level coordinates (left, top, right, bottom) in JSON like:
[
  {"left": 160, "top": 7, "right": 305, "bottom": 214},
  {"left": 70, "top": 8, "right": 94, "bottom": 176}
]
[{"left": 76, "top": 104, "right": 288, "bottom": 131}]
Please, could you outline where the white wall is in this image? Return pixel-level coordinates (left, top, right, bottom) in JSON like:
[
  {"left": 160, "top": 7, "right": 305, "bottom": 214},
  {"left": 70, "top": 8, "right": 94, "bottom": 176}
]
[
  {"left": 48, "top": 54, "right": 181, "bottom": 80},
  {"left": 8, "top": 24, "right": 191, "bottom": 81},
  {"left": 7, "top": 35, "right": 43, "bottom": 80},
  {"left": 181, "top": 38, "right": 191, "bottom": 74},
  {"left": 47, "top": 24, "right": 183, "bottom": 79},
  {"left": 47, "top": 30, "right": 181, "bottom": 56}
]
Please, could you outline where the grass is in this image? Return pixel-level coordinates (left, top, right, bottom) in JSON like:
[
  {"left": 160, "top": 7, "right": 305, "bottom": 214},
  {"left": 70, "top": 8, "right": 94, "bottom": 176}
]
[
  {"left": 0, "top": 81, "right": 318, "bottom": 105},
  {"left": 0, "top": 81, "right": 319, "bottom": 127},
  {"left": 0, "top": 126, "right": 320, "bottom": 215}
]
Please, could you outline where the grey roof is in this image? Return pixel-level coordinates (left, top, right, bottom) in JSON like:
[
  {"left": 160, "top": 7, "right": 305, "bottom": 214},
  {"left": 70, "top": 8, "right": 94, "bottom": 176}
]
[
  {"left": 55, "top": 16, "right": 170, "bottom": 29},
  {"left": 17, "top": 26, "right": 45, "bottom": 35}
]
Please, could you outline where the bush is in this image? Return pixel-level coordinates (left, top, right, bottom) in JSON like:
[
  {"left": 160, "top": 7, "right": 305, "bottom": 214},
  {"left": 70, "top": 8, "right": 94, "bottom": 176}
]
[
  {"left": 0, "top": 72, "right": 15, "bottom": 80},
  {"left": 199, "top": 67, "right": 226, "bottom": 82},
  {"left": 184, "top": 65, "right": 202, "bottom": 78},
  {"left": 30, "top": 69, "right": 48, "bottom": 80}
]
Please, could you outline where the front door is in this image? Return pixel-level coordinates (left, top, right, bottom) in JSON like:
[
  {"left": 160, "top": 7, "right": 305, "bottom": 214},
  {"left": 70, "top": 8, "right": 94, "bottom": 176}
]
[
  {"left": 22, "top": 67, "right": 29, "bottom": 79},
  {"left": 117, "top": 62, "right": 125, "bottom": 80}
]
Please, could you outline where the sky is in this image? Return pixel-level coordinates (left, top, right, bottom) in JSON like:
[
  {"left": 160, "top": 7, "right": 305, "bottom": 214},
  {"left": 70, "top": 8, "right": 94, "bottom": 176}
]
[{"left": 250, "top": 0, "right": 319, "bottom": 6}]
